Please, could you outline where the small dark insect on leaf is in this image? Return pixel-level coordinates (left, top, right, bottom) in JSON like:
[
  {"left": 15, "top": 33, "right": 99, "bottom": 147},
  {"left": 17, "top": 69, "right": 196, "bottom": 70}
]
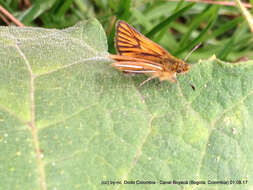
[{"left": 190, "top": 83, "right": 196, "bottom": 91}]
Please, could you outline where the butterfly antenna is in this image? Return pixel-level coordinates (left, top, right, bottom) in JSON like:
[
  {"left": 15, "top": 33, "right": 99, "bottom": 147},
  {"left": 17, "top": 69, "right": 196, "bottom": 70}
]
[
  {"left": 184, "top": 43, "right": 202, "bottom": 62},
  {"left": 184, "top": 43, "right": 202, "bottom": 91}
]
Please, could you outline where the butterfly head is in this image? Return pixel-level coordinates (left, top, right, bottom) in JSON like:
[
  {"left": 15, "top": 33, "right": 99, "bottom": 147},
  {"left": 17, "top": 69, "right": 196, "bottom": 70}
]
[{"left": 175, "top": 61, "right": 190, "bottom": 74}]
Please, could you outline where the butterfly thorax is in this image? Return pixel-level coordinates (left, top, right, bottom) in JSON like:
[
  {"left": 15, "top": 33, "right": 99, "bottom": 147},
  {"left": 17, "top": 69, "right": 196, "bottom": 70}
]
[{"left": 163, "top": 56, "right": 190, "bottom": 74}]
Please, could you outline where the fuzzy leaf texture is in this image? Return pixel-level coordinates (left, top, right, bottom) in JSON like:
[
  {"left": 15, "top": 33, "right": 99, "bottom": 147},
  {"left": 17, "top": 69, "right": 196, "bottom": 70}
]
[{"left": 0, "top": 18, "right": 252, "bottom": 190}]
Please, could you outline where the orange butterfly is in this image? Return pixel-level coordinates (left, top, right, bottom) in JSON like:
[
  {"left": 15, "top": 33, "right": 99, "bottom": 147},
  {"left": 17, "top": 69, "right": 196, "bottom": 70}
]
[{"left": 109, "top": 20, "right": 191, "bottom": 86}]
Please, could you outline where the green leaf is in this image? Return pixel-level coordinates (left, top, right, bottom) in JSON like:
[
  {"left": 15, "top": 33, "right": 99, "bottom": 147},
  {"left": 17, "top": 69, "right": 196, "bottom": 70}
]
[
  {"left": 178, "top": 5, "right": 215, "bottom": 48},
  {"left": 1, "top": 19, "right": 253, "bottom": 190},
  {"left": 176, "top": 5, "right": 219, "bottom": 55},
  {"left": 18, "top": 0, "right": 58, "bottom": 25},
  {"left": 117, "top": 0, "right": 131, "bottom": 20},
  {"left": 56, "top": 0, "right": 75, "bottom": 17},
  {"left": 145, "top": 3, "right": 195, "bottom": 38}
]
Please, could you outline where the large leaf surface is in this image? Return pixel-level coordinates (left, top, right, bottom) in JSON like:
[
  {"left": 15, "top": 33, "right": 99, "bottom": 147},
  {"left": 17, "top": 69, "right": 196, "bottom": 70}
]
[{"left": 0, "top": 19, "right": 252, "bottom": 190}]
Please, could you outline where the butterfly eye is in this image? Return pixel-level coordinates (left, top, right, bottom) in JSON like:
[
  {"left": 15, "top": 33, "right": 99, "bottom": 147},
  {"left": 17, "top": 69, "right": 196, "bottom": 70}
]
[{"left": 176, "top": 69, "right": 182, "bottom": 73}]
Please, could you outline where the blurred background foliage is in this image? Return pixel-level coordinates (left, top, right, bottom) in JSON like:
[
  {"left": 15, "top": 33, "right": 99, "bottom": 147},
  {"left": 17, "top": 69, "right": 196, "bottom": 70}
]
[{"left": 0, "top": 0, "right": 253, "bottom": 62}]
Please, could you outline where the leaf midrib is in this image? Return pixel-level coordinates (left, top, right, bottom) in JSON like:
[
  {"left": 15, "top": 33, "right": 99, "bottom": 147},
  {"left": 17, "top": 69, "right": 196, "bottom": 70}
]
[{"left": 15, "top": 42, "right": 46, "bottom": 190}]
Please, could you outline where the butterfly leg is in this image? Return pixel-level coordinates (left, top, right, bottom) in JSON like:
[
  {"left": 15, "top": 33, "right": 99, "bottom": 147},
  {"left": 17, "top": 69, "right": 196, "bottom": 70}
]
[
  {"left": 169, "top": 76, "right": 177, "bottom": 83},
  {"left": 122, "top": 71, "right": 137, "bottom": 77},
  {"left": 159, "top": 72, "right": 177, "bottom": 83},
  {"left": 139, "top": 76, "right": 157, "bottom": 87}
]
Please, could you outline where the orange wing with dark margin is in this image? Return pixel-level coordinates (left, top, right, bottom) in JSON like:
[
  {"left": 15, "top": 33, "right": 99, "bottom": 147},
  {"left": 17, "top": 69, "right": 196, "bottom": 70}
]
[{"left": 115, "top": 20, "right": 171, "bottom": 64}]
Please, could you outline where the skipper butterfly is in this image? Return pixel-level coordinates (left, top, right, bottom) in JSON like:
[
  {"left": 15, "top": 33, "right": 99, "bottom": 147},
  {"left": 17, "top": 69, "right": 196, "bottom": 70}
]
[{"left": 109, "top": 20, "right": 191, "bottom": 86}]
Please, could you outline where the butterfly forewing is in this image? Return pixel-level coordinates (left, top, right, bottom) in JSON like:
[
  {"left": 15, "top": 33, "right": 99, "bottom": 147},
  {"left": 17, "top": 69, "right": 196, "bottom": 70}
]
[{"left": 116, "top": 21, "right": 171, "bottom": 63}]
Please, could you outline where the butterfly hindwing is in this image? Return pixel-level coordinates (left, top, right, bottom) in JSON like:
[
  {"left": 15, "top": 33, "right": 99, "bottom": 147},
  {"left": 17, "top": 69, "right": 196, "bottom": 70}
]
[{"left": 109, "top": 54, "right": 163, "bottom": 74}]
